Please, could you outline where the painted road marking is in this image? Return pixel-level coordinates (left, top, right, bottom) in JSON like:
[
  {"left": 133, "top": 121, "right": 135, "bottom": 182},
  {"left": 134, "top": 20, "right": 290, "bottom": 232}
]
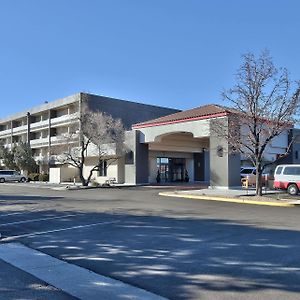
[
  {"left": 0, "top": 214, "right": 78, "bottom": 226},
  {"left": 0, "top": 243, "right": 166, "bottom": 300},
  {"left": 1, "top": 220, "right": 121, "bottom": 242}
]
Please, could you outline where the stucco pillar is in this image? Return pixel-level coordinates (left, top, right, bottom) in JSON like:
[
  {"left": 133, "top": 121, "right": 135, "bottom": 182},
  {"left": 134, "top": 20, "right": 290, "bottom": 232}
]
[
  {"left": 124, "top": 130, "right": 149, "bottom": 184},
  {"left": 209, "top": 118, "right": 241, "bottom": 188}
]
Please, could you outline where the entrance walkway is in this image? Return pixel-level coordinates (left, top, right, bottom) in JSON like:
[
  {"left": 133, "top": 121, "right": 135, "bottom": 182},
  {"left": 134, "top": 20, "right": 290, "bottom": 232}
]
[{"left": 147, "top": 181, "right": 209, "bottom": 190}]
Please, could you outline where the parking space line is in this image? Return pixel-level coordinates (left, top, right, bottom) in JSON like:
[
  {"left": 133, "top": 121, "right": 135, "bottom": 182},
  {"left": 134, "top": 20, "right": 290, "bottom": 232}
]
[
  {"left": 1, "top": 220, "right": 121, "bottom": 242},
  {"left": 0, "top": 214, "right": 79, "bottom": 226}
]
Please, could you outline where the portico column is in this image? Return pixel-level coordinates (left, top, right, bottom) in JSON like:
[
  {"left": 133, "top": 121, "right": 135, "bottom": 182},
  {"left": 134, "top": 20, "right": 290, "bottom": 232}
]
[
  {"left": 209, "top": 118, "right": 241, "bottom": 188},
  {"left": 124, "top": 130, "right": 149, "bottom": 184}
]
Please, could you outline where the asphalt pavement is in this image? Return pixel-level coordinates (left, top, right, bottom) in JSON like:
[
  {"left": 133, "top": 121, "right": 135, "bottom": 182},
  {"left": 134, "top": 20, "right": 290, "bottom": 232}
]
[
  {"left": 1, "top": 183, "right": 300, "bottom": 299},
  {"left": 0, "top": 258, "right": 76, "bottom": 300}
]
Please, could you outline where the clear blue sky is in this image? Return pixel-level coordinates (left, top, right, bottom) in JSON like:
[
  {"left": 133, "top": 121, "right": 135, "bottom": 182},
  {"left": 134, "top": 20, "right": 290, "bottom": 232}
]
[{"left": 0, "top": 0, "right": 299, "bottom": 118}]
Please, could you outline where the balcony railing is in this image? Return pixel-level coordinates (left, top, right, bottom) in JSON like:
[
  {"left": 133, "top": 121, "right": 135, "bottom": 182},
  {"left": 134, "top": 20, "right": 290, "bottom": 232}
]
[
  {"left": 30, "top": 137, "right": 49, "bottom": 147},
  {"left": 30, "top": 119, "right": 49, "bottom": 130},
  {"left": 50, "top": 134, "right": 79, "bottom": 145},
  {"left": 12, "top": 124, "right": 28, "bottom": 134},
  {"left": 0, "top": 128, "right": 12, "bottom": 137},
  {"left": 51, "top": 113, "right": 79, "bottom": 126}
]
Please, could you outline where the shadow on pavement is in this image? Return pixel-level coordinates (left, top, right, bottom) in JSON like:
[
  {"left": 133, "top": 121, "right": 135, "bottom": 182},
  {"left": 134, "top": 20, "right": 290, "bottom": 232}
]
[
  {"left": 0, "top": 259, "right": 76, "bottom": 300},
  {"left": 0, "top": 207, "right": 298, "bottom": 299},
  {"left": 0, "top": 195, "right": 63, "bottom": 201}
]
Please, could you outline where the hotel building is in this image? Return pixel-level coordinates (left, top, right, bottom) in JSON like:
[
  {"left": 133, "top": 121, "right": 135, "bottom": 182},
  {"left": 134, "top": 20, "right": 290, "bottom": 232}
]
[{"left": 1, "top": 92, "right": 297, "bottom": 188}]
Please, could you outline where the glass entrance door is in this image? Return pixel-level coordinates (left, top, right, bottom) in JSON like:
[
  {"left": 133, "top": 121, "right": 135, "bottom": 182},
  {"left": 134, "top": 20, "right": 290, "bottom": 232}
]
[
  {"left": 170, "top": 158, "right": 185, "bottom": 181},
  {"left": 157, "top": 157, "right": 186, "bottom": 182},
  {"left": 157, "top": 157, "right": 170, "bottom": 182}
]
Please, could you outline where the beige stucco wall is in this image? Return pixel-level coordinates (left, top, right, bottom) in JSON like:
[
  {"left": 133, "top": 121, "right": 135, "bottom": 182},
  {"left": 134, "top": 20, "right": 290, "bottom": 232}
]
[
  {"left": 138, "top": 119, "right": 210, "bottom": 143},
  {"left": 83, "top": 157, "right": 125, "bottom": 184},
  {"left": 49, "top": 166, "right": 78, "bottom": 183}
]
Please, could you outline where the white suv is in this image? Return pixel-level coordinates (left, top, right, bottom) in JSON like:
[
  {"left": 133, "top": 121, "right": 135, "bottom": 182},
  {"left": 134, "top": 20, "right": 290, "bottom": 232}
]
[
  {"left": 274, "top": 164, "right": 300, "bottom": 195},
  {"left": 0, "top": 170, "right": 27, "bottom": 183}
]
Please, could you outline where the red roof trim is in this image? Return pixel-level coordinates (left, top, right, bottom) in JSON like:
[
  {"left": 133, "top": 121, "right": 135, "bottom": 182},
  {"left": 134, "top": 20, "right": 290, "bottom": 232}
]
[{"left": 132, "top": 112, "right": 228, "bottom": 129}]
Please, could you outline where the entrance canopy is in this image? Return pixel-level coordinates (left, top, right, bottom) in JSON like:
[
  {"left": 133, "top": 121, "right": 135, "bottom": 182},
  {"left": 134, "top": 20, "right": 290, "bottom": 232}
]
[
  {"left": 129, "top": 104, "right": 241, "bottom": 188},
  {"left": 148, "top": 132, "right": 209, "bottom": 153},
  {"left": 132, "top": 104, "right": 229, "bottom": 143}
]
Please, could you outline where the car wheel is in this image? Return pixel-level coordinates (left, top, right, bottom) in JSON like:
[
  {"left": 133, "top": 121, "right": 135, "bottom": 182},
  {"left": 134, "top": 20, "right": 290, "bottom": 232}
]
[
  {"left": 20, "top": 177, "right": 26, "bottom": 183},
  {"left": 0, "top": 178, "right": 5, "bottom": 183},
  {"left": 287, "top": 184, "right": 298, "bottom": 195}
]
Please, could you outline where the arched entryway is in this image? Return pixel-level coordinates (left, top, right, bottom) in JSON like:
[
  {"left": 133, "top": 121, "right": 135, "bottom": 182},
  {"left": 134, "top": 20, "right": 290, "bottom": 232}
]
[{"left": 148, "top": 132, "right": 209, "bottom": 183}]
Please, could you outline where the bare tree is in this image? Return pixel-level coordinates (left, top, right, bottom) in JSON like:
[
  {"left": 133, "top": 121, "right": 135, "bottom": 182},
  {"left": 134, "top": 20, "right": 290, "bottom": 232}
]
[
  {"left": 216, "top": 51, "right": 300, "bottom": 195},
  {"left": 55, "top": 108, "right": 125, "bottom": 186}
]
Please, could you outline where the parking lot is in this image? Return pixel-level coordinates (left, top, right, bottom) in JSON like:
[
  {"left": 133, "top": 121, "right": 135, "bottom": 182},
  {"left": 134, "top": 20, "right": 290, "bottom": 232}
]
[{"left": 1, "top": 183, "right": 300, "bottom": 299}]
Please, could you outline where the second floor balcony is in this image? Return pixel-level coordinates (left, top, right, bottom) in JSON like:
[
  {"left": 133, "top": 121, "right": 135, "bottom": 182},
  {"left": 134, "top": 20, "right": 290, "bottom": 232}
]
[
  {"left": 30, "top": 137, "right": 49, "bottom": 148},
  {"left": 51, "top": 113, "right": 79, "bottom": 127},
  {"left": 12, "top": 124, "right": 28, "bottom": 134},
  {"left": 0, "top": 128, "right": 12, "bottom": 137},
  {"left": 30, "top": 119, "right": 49, "bottom": 131},
  {"left": 50, "top": 133, "right": 79, "bottom": 145}
]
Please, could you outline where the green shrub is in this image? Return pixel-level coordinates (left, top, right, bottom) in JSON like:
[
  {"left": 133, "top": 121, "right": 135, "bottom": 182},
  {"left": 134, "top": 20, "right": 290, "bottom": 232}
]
[
  {"left": 28, "top": 173, "right": 40, "bottom": 181},
  {"left": 39, "top": 174, "right": 49, "bottom": 182}
]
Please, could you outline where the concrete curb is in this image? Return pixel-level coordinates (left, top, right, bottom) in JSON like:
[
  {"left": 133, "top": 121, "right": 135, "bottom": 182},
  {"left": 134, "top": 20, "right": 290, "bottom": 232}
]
[
  {"left": 0, "top": 243, "right": 167, "bottom": 300},
  {"left": 159, "top": 192, "right": 296, "bottom": 207}
]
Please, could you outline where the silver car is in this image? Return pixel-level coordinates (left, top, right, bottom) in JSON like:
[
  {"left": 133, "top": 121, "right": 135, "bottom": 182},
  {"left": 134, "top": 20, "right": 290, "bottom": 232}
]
[{"left": 0, "top": 170, "right": 27, "bottom": 183}]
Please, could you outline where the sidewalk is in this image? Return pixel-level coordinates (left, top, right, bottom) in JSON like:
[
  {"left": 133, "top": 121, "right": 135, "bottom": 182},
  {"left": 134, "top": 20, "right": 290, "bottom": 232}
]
[
  {"left": 0, "top": 181, "right": 139, "bottom": 191},
  {"left": 159, "top": 188, "right": 300, "bottom": 207},
  {"left": 0, "top": 258, "right": 75, "bottom": 300}
]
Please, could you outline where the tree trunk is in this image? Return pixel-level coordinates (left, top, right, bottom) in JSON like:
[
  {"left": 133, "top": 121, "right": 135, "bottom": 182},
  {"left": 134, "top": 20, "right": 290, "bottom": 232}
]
[
  {"left": 79, "top": 166, "right": 88, "bottom": 186},
  {"left": 255, "top": 163, "right": 263, "bottom": 196},
  {"left": 86, "top": 168, "right": 96, "bottom": 186}
]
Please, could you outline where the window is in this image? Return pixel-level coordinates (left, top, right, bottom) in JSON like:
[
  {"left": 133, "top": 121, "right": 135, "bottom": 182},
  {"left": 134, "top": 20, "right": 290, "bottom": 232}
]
[
  {"left": 158, "top": 157, "right": 169, "bottom": 164},
  {"left": 283, "top": 166, "right": 300, "bottom": 175},
  {"left": 125, "top": 151, "right": 134, "bottom": 164},
  {"left": 98, "top": 160, "right": 107, "bottom": 177},
  {"left": 0, "top": 171, "right": 13, "bottom": 175},
  {"left": 241, "top": 168, "right": 255, "bottom": 174},
  {"left": 276, "top": 167, "right": 283, "bottom": 175},
  {"left": 296, "top": 151, "right": 299, "bottom": 160}
]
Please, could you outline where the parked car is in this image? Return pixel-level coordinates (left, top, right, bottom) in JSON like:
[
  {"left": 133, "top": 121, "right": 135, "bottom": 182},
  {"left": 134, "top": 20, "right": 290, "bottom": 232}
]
[
  {"left": 274, "top": 164, "right": 300, "bottom": 195},
  {"left": 240, "top": 167, "right": 271, "bottom": 186},
  {"left": 0, "top": 170, "right": 27, "bottom": 183},
  {"left": 241, "top": 167, "right": 256, "bottom": 176}
]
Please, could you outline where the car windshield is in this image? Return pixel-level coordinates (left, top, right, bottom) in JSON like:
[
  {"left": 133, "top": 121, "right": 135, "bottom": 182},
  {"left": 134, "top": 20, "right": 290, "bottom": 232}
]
[{"left": 241, "top": 169, "right": 254, "bottom": 174}]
